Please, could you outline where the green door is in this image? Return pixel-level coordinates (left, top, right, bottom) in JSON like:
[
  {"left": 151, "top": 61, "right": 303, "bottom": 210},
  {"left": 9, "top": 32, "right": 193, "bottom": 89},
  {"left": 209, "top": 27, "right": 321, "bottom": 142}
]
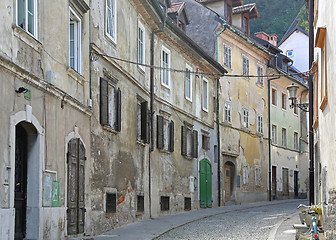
[{"left": 200, "top": 159, "right": 212, "bottom": 208}]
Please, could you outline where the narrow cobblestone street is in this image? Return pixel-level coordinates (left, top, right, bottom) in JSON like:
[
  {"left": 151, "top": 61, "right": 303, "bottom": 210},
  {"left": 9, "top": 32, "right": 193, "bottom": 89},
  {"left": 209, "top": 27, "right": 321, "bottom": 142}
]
[{"left": 157, "top": 200, "right": 303, "bottom": 240}]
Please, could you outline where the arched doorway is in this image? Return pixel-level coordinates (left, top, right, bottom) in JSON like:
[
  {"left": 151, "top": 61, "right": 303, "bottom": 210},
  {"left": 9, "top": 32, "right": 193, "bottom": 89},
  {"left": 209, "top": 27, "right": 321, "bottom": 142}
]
[
  {"left": 67, "top": 138, "right": 86, "bottom": 235},
  {"left": 14, "top": 121, "right": 39, "bottom": 239},
  {"left": 224, "top": 161, "right": 235, "bottom": 202},
  {"left": 199, "top": 159, "right": 212, "bottom": 208}
]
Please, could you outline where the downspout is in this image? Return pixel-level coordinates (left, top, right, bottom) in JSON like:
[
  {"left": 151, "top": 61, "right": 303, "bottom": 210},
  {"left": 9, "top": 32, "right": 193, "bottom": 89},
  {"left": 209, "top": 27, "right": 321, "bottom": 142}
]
[
  {"left": 308, "top": 0, "right": 314, "bottom": 205},
  {"left": 149, "top": 11, "right": 166, "bottom": 219},
  {"left": 89, "top": 0, "right": 92, "bottom": 106},
  {"left": 216, "top": 23, "right": 227, "bottom": 207},
  {"left": 268, "top": 75, "right": 280, "bottom": 201}
]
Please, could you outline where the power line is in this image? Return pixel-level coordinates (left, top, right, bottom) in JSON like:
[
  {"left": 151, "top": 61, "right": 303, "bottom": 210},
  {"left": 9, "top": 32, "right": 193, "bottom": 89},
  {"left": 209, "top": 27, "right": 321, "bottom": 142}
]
[{"left": 91, "top": 52, "right": 311, "bottom": 79}]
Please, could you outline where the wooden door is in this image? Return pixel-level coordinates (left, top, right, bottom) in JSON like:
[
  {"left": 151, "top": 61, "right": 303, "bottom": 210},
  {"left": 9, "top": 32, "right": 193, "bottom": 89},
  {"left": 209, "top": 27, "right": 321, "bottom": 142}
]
[
  {"left": 224, "top": 165, "right": 231, "bottom": 202},
  {"left": 14, "top": 124, "right": 28, "bottom": 239},
  {"left": 199, "top": 159, "right": 212, "bottom": 208},
  {"left": 282, "top": 168, "right": 289, "bottom": 196},
  {"left": 272, "top": 166, "right": 277, "bottom": 199},
  {"left": 294, "top": 171, "right": 299, "bottom": 197},
  {"left": 67, "top": 138, "right": 85, "bottom": 235}
]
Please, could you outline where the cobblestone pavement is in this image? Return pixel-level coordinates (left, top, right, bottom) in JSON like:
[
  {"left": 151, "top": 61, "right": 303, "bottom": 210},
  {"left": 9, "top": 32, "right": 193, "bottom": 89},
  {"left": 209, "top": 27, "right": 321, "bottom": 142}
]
[{"left": 156, "top": 201, "right": 302, "bottom": 240}]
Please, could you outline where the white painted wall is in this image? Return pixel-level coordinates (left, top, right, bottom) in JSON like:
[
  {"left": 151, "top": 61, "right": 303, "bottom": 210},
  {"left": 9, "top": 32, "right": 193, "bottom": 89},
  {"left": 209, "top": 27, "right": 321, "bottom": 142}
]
[{"left": 278, "top": 30, "right": 309, "bottom": 72}]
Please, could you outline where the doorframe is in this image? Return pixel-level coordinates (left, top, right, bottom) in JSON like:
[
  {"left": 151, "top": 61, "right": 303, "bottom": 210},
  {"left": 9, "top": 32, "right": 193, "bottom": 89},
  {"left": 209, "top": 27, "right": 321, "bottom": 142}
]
[
  {"left": 271, "top": 165, "right": 277, "bottom": 199},
  {"left": 9, "top": 105, "right": 44, "bottom": 239},
  {"left": 223, "top": 160, "right": 236, "bottom": 202},
  {"left": 64, "top": 127, "right": 87, "bottom": 236}
]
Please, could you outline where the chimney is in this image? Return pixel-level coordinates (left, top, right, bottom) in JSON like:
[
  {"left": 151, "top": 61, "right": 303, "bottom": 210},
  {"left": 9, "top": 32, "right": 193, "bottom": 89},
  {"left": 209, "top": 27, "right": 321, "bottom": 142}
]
[
  {"left": 269, "top": 34, "right": 278, "bottom": 46},
  {"left": 255, "top": 32, "right": 269, "bottom": 41},
  {"left": 255, "top": 32, "right": 278, "bottom": 46}
]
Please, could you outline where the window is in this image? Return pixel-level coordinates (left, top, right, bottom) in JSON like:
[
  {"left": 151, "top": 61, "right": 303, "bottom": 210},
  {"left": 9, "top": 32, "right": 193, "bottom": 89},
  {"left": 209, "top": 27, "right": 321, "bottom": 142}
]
[
  {"left": 105, "top": 193, "right": 116, "bottom": 213},
  {"left": 100, "top": 78, "right": 121, "bottom": 131},
  {"left": 223, "top": 44, "right": 232, "bottom": 68},
  {"left": 137, "top": 195, "right": 144, "bottom": 212},
  {"left": 224, "top": 102, "right": 231, "bottom": 123},
  {"left": 242, "top": 109, "right": 249, "bottom": 128},
  {"left": 160, "top": 196, "right": 170, "bottom": 211},
  {"left": 184, "top": 197, "right": 191, "bottom": 211},
  {"left": 257, "top": 65, "right": 263, "bottom": 85},
  {"left": 178, "top": 20, "right": 185, "bottom": 31},
  {"left": 286, "top": 50, "right": 294, "bottom": 58},
  {"left": 281, "top": 93, "right": 287, "bottom": 110},
  {"left": 181, "top": 126, "right": 198, "bottom": 158},
  {"left": 202, "top": 134, "right": 210, "bottom": 150},
  {"left": 185, "top": 64, "right": 192, "bottom": 101},
  {"left": 293, "top": 99, "right": 298, "bottom": 115},
  {"left": 136, "top": 100, "right": 149, "bottom": 143},
  {"left": 161, "top": 46, "right": 170, "bottom": 87},
  {"left": 17, "top": 0, "right": 37, "bottom": 37},
  {"left": 272, "top": 125, "right": 277, "bottom": 144},
  {"left": 138, "top": 21, "right": 145, "bottom": 70},
  {"left": 257, "top": 115, "right": 263, "bottom": 134},
  {"left": 157, "top": 116, "right": 174, "bottom": 152},
  {"left": 272, "top": 88, "right": 277, "bottom": 106},
  {"left": 242, "top": 55, "right": 249, "bottom": 76},
  {"left": 224, "top": 3, "right": 232, "bottom": 24},
  {"left": 282, "top": 128, "right": 287, "bottom": 147},
  {"left": 242, "top": 16, "right": 248, "bottom": 34},
  {"left": 315, "top": 27, "right": 327, "bottom": 111},
  {"left": 242, "top": 166, "right": 248, "bottom": 185},
  {"left": 255, "top": 167, "right": 261, "bottom": 186},
  {"left": 202, "top": 78, "right": 208, "bottom": 111},
  {"left": 69, "top": 8, "right": 81, "bottom": 73},
  {"left": 106, "top": 0, "right": 116, "bottom": 43},
  {"left": 294, "top": 132, "right": 299, "bottom": 150}
]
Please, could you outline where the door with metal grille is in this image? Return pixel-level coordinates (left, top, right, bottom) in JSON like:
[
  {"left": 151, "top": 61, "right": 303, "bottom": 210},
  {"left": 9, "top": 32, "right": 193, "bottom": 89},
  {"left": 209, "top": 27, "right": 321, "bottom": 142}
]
[{"left": 67, "top": 138, "right": 86, "bottom": 235}]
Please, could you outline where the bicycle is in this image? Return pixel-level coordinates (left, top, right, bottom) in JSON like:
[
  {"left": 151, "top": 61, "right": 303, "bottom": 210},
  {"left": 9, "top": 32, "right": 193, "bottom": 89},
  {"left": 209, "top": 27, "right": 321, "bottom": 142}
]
[{"left": 294, "top": 202, "right": 327, "bottom": 240}]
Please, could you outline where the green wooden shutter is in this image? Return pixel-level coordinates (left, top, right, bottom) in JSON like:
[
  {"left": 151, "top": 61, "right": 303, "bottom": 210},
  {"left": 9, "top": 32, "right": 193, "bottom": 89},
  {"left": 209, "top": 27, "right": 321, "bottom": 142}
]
[
  {"left": 141, "top": 101, "right": 148, "bottom": 142},
  {"left": 181, "top": 126, "right": 187, "bottom": 156},
  {"left": 199, "top": 160, "right": 206, "bottom": 208},
  {"left": 100, "top": 78, "right": 109, "bottom": 126},
  {"left": 169, "top": 120, "right": 174, "bottom": 152},
  {"left": 206, "top": 161, "right": 212, "bottom": 207},
  {"left": 157, "top": 116, "right": 164, "bottom": 149},
  {"left": 115, "top": 88, "right": 121, "bottom": 131},
  {"left": 192, "top": 130, "right": 198, "bottom": 158}
]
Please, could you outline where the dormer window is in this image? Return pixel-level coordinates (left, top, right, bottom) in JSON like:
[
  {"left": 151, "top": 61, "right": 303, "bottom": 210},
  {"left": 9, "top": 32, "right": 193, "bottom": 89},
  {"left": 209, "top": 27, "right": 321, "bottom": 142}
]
[
  {"left": 178, "top": 20, "right": 185, "bottom": 31},
  {"left": 167, "top": 2, "right": 190, "bottom": 31},
  {"left": 242, "top": 16, "right": 248, "bottom": 34}
]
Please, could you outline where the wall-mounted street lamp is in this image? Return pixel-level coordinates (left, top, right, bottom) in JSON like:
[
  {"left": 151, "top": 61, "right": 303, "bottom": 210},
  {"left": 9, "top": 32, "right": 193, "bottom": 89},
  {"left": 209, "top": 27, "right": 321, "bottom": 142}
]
[{"left": 287, "top": 83, "right": 309, "bottom": 112}]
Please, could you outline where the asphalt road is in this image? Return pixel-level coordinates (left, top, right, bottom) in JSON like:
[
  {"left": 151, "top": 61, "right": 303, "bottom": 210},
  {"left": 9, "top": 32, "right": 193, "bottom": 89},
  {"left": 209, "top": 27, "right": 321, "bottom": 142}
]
[{"left": 156, "top": 201, "right": 303, "bottom": 240}]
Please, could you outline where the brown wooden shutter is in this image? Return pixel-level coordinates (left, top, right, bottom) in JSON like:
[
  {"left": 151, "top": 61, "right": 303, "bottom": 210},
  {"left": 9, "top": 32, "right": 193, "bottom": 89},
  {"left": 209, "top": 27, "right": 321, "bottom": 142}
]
[
  {"left": 78, "top": 140, "right": 85, "bottom": 233},
  {"left": 146, "top": 109, "right": 151, "bottom": 144},
  {"left": 157, "top": 116, "right": 164, "bottom": 149},
  {"left": 141, "top": 101, "right": 148, "bottom": 142},
  {"left": 192, "top": 130, "right": 198, "bottom": 158},
  {"left": 100, "top": 78, "right": 109, "bottom": 126},
  {"left": 115, "top": 88, "right": 121, "bottom": 132},
  {"left": 181, "top": 126, "right": 187, "bottom": 156},
  {"left": 169, "top": 120, "right": 174, "bottom": 152}
]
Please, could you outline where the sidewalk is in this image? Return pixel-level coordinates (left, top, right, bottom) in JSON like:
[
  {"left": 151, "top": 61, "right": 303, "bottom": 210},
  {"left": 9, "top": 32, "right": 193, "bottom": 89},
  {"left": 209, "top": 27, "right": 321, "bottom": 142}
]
[{"left": 71, "top": 199, "right": 304, "bottom": 240}]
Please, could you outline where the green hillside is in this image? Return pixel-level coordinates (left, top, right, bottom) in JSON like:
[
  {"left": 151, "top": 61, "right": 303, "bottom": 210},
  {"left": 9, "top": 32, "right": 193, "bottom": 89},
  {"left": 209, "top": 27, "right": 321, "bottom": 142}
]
[{"left": 244, "top": 0, "right": 307, "bottom": 41}]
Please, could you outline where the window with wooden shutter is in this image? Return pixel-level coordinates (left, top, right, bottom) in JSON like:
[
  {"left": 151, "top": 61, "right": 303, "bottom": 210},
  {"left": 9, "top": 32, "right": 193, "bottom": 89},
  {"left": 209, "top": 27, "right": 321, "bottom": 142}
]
[
  {"left": 181, "top": 126, "right": 187, "bottom": 156},
  {"left": 141, "top": 101, "right": 148, "bottom": 142},
  {"left": 202, "top": 134, "right": 210, "bottom": 150},
  {"left": 100, "top": 78, "right": 109, "bottom": 126},
  {"left": 115, "top": 88, "right": 121, "bottom": 131},
  {"left": 169, "top": 121, "right": 174, "bottom": 152},
  {"left": 157, "top": 116, "right": 164, "bottom": 149},
  {"left": 192, "top": 130, "right": 198, "bottom": 158}
]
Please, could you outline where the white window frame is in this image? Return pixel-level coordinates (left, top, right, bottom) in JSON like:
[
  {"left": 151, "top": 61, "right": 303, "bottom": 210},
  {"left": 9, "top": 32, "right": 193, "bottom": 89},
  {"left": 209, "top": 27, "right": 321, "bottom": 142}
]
[
  {"left": 185, "top": 64, "right": 192, "bottom": 101},
  {"left": 257, "top": 64, "right": 264, "bottom": 85},
  {"left": 138, "top": 21, "right": 145, "bottom": 71},
  {"left": 272, "top": 124, "right": 277, "bottom": 144},
  {"left": 224, "top": 101, "right": 231, "bottom": 123},
  {"left": 17, "top": 0, "right": 38, "bottom": 38},
  {"left": 257, "top": 114, "right": 263, "bottom": 134},
  {"left": 161, "top": 45, "right": 171, "bottom": 88},
  {"left": 223, "top": 44, "right": 232, "bottom": 68},
  {"left": 69, "top": 8, "right": 81, "bottom": 73},
  {"left": 106, "top": 0, "right": 117, "bottom": 44},
  {"left": 281, "top": 92, "right": 287, "bottom": 110},
  {"left": 242, "top": 55, "right": 249, "bottom": 76},
  {"left": 282, "top": 128, "right": 287, "bottom": 147},
  {"left": 242, "top": 108, "right": 249, "bottom": 128},
  {"left": 202, "top": 78, "right": 209, "bottom": 112}
]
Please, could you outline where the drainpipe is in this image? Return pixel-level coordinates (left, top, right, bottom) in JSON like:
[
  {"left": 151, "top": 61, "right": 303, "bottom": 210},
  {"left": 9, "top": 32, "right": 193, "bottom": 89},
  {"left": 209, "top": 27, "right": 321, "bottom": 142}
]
[
  {"left": 88, "top": 0, "right": 92, "bottom": 106},
  {"left": 215, "top": 21, "right": 227, "bottom": 207},
  {"left": 149, "top": 10, "right": 166, "bottom": 219},
  {"left": 268, "top": 75, "right": 280, "bottom": 201},
  {"left": 308, "top": 0, "right": 314, "bottom": 206}
]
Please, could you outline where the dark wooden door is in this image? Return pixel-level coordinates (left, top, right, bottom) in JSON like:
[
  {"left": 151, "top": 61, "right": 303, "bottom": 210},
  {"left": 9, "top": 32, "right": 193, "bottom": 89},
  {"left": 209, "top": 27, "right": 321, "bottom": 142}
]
[
  {"left": 294, "top": 171, "right": 299, "bottom": 197},
  {"left": 224, "top": 165, "right": 231, "bottom": 202},
  {"left": 272, "top": 166, "right": 277, "bottom": 199},
  {"left": 282, "top": 168, "right": 289, "bottom": 196},
  {"left": 200, "top": 159, "right": 212, "bottom": 208},
  {"left": 14, "top": 124, "right": 28, "bottom": 239},
  {"left": 67, "top": 138, "right": 85, "bottom": 235}
]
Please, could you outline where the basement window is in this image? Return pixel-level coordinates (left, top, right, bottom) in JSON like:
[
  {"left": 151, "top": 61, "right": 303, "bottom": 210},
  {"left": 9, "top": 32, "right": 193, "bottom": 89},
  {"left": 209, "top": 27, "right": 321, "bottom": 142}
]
[
  {"left": 137, "top": 195, "right": 144, "bottom": 212},
  {"left": 160, "top": 196, "right": 170, "bottom": 211},
  {"left": 184, "top": 197, "right": 191, "bottom": 211}
]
